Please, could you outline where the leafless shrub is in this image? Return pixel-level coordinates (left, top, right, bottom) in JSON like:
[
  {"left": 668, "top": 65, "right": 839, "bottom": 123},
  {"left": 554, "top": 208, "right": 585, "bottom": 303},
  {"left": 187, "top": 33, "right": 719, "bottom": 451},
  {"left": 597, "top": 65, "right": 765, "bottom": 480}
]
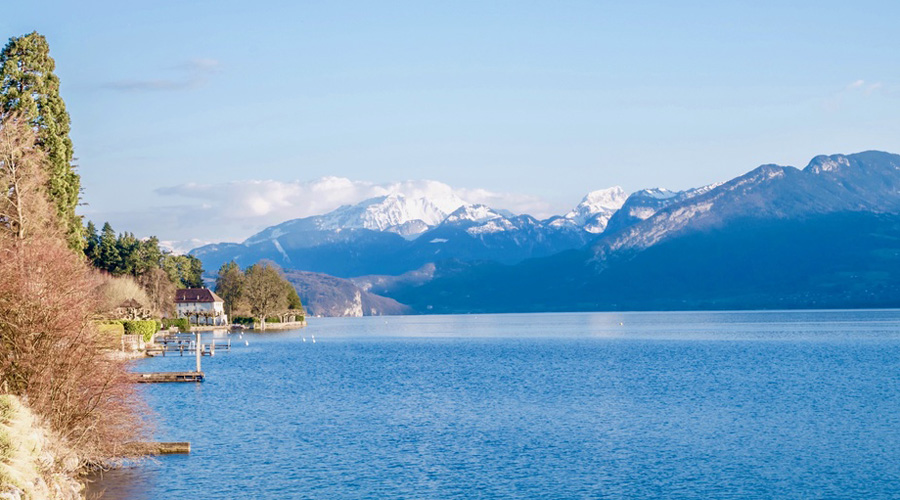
[
  {"left": 94, "top": 272, "right": 153, "bottom": 315},
  {"left": 0, "top": 235, "right": 149, "bottom": 467}
]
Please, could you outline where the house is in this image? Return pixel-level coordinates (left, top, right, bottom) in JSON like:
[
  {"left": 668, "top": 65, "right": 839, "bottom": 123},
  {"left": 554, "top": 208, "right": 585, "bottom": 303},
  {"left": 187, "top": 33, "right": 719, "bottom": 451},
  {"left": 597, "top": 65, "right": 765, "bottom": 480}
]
[{"left": 175, "top": 288, "right": 229, "bottom": 326}]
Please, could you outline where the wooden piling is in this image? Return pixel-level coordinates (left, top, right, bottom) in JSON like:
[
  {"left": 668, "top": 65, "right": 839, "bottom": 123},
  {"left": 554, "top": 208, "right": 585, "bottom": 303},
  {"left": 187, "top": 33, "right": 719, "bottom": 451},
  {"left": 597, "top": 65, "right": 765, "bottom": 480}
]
[{"left": 195, "top": 331, "right": 201, "bottom": 373}]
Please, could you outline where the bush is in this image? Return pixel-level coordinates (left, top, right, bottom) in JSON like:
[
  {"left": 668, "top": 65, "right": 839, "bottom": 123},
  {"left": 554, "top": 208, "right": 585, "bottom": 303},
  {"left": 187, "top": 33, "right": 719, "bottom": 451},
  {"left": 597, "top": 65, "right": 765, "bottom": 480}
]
[
  {"left": 0, "top": 236, "right": 147, "bottom": 464},
  {"left": 122, "top": 320, "right": 158, "bottom": 342},
  {"left": 95, "top": 322, "right": 125, "bottom": 349},
  {"left": 161, "top": 317, "right": 190, "bottom": 332},
  {"left": 264, "top": 316, "right": 281, "bottom": 323},
  {"left": 232, "top": 316, "right": 255, "bottom": 326},
  {"left": 96, "top": 322, "right": 125, "bottom": 337}
]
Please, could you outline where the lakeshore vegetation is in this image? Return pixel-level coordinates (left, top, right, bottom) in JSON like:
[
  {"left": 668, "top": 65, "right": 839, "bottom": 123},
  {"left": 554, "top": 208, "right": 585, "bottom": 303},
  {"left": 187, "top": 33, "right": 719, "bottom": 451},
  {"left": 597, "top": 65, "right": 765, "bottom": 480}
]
[{"left": 0, "top": 32, "right": 151, "bottom": 498}]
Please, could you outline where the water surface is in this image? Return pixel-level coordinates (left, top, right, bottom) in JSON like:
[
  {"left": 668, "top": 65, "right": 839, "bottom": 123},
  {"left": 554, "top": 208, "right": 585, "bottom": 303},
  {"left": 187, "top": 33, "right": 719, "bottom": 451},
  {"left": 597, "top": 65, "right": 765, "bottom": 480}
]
[{"left": 88, "top": 311, "right": 900, "bottom": 499}]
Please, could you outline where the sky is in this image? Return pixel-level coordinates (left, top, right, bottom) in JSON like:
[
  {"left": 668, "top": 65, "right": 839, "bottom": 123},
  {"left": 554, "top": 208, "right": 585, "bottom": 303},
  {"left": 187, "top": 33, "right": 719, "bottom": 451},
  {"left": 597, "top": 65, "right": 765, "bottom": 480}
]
[{"left": 4, "top": 1, "right": 900, "bottom": 250}]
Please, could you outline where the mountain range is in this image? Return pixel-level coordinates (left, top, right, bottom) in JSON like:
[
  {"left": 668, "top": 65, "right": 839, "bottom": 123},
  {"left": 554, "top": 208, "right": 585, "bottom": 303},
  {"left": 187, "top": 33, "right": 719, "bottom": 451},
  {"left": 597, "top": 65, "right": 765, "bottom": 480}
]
[{"left": 192, "top": 151, "right": 900, "bottom": 316}]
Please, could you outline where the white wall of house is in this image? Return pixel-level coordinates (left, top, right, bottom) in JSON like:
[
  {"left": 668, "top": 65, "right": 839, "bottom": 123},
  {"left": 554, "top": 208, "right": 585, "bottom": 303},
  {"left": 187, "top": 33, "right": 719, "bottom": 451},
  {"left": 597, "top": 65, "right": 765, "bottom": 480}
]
[{"left": 176, "top": 301, "right": 228, "bottom": 326}]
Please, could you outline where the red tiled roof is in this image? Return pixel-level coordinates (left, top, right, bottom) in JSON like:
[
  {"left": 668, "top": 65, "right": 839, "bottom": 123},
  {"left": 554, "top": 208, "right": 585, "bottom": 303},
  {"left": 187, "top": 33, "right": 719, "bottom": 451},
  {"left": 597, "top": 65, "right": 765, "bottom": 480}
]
[{"left": 175, "top": 288, "right": 224, "bottom": 303}]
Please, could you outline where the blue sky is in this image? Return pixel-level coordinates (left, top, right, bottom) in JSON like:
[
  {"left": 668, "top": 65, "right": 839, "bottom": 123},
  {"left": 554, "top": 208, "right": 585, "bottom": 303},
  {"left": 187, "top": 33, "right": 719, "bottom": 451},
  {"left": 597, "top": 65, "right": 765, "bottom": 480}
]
[{"left": 4, "top": 1, "right": 900, "bottom": 247}]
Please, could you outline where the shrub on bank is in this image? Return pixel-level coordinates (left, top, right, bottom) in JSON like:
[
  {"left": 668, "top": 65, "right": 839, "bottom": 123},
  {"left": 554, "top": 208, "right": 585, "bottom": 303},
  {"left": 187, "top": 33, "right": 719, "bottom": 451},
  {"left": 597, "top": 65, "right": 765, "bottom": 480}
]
[
  {"left": 122, "top": 320, "right": 158, "bottom": 342},
  {"left": 232, "top": 316, "right": 255, "bottom": 326},
  {"left": 161, "top": 317, "right": 190, "bottom": 332},
  {"left": 96, "top": 322, "right": 125, "bottom": 337}
]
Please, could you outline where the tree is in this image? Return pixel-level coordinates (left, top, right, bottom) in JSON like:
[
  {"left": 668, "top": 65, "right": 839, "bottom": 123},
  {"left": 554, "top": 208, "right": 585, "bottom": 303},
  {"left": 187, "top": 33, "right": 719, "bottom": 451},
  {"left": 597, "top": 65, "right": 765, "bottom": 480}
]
[
  {"left": 83, "top": 220, "right": 100, "bottom": 262},
  {"left": 98, "top": 222, "right": 120, "bottom": 273},
  {"left": 162, "top": 254, "right": 205, "bottom": 288},
  {"left": 137, "top": 266, "right": 176, "bottom": 317},
  {"left": 0, "top": 32, "right": 81, "bottom": 248},
  {"left": 0, "top": 112, "right": 53, "bottom": 240},
  {"left": 285, "top": 282, "right": 303, "bottom": 310},
  {"left": 243, "top": 262, "right": 288, "bottom": 330},
  {"left": 215, "top": 261, "right": 244, "bottom": 318}
]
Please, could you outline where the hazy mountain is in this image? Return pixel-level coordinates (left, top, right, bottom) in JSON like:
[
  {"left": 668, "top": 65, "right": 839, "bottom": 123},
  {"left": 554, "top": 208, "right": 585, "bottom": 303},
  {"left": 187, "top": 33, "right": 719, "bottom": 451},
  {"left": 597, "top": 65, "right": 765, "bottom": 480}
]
[
  {"left": 378, "top": 151, "right": 900, "bottom": 313},
  {"left": 283, "top": 269, "right": 411, "bottom": 317},
  {"left": 190, "top": 188, "right": 624, "bottom": 276}
]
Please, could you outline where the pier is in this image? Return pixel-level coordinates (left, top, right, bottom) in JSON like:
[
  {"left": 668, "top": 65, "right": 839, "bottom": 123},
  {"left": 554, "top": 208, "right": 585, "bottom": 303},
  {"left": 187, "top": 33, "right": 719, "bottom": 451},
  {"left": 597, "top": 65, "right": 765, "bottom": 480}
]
[
  {"left": 135, "top": 371, "right": 204, "bottom": 383},
  {"left": 135, "top": 332, "right": 216, "bottom": 383},
  {"left": 130, "top": 442, "right": 191, "bottom": 454}
]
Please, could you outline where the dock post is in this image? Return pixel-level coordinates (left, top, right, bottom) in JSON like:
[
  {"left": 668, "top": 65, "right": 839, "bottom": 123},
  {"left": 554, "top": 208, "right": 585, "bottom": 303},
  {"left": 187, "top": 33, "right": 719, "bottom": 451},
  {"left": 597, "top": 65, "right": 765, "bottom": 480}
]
[
  {"left": 211, "top": 339, "right": 215, "bottom": 356},
  {"left": 195, "top": 331, "right": 201, "bottom": 373}
]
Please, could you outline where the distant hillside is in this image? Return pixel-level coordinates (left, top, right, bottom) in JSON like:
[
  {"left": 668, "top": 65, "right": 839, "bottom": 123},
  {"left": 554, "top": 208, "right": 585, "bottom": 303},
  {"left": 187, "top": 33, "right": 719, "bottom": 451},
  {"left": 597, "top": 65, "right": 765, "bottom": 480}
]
[
  {"left": 385, "top": 212, "right": 900, "bottom": 312},
  {"left": 380, "top": 151, "right": 900, "bottom": 313},
  {"left": 283, "top": 269, "right": 411, "bottom": 317},
  {"left": 201, "top": 151, "right": 900, "bottom": 315}
]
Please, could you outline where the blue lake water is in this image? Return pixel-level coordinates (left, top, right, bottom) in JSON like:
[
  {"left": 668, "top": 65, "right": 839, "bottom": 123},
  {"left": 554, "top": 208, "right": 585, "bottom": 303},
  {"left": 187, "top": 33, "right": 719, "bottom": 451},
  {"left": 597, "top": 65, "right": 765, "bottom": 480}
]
[{"left": 88, "top": 311, "right": 900, "bottom": 499}]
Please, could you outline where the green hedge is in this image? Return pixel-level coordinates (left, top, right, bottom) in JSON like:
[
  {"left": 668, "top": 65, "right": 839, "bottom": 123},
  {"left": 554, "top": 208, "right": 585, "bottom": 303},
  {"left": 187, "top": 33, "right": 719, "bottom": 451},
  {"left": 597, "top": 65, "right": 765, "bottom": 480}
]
[
  {"left": 162, "top": 318, "right": 190, "bottom": 332},
  {"left": 123, "top": 320, "right": 158, "bottom": 342}
]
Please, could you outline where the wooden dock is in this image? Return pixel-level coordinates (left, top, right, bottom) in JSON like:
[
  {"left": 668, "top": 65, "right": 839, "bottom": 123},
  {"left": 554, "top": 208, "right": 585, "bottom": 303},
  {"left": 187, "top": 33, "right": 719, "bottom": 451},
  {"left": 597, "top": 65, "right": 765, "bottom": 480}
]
[
  {"left": 130, "top": 442, "right": 191, "bottom": 454},
  {"left": 135, "top": 371, "right": 204, "bottom": 383},
  {"left": 145, "top": 338, "right": 230, "bottom": 357}
]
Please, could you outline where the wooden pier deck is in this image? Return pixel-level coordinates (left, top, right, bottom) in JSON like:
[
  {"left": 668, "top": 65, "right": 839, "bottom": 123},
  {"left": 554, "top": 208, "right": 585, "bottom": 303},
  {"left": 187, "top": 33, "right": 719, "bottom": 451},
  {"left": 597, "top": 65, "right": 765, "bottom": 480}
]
[
  {"left": 145, "top": 338, "right": 230, "bottom": 357},
  {"left": 135, "top": 371, "right": 204, "bottom": 383},
  {"left": 130, "top": 442, "right": 191, "bottom": 454}
]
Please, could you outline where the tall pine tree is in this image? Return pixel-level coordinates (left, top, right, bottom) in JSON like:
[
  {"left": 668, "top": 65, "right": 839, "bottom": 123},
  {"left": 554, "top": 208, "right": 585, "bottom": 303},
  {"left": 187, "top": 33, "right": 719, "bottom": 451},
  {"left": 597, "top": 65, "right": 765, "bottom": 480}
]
[{"left": 0, "top": 32, "right": 81, "bottom": 248}]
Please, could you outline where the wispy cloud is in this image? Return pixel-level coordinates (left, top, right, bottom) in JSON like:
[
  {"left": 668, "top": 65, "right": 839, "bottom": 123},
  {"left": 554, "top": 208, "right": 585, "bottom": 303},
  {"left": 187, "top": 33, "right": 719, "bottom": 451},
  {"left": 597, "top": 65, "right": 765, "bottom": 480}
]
[
  {"left": 104, "top": 58, "right": 221, "bottom": 92},
  {"left": 824, "top": 79, "right": 894, "bottom": 112}
]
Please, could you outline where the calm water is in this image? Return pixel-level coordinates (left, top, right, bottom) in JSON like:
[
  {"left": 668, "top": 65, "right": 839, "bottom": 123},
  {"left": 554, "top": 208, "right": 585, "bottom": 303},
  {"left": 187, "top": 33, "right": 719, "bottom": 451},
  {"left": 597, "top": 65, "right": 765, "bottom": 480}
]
[{"left": 88, "top": 311, "right": 900, "bottom": 499}]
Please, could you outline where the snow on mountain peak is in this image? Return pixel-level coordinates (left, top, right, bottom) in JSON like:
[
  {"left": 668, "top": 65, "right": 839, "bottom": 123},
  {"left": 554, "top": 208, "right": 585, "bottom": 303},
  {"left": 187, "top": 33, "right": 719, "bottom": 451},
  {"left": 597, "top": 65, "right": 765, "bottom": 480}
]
[
  {"left": 321, "top": 193, "right": 462, "bottom": 232},
  {"left": 581, "top": 187, "right": 628, "bottom": 210},
  {"left": 445, "top": 204, "right": 505, "bottom": 224},
  {"left": 560, "top": 186, "right": 628, "bottom": 233},
  {"left": 805, "top": 154, "right": 851, "bottom": 174}
]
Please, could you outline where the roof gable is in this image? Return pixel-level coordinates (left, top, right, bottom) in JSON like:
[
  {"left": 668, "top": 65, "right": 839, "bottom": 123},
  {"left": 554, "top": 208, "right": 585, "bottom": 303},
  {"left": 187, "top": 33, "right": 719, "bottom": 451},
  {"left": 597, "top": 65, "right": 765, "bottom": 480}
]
[{"left": 175, "top": 288, "right": 224, "bottom": 303}]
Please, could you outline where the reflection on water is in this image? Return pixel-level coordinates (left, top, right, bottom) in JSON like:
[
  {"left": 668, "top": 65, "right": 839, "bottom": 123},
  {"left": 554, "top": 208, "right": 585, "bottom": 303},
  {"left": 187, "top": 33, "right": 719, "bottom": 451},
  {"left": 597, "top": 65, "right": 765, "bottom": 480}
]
[{"left": 87, "top": 310, "right": 900, "bottom": 499}]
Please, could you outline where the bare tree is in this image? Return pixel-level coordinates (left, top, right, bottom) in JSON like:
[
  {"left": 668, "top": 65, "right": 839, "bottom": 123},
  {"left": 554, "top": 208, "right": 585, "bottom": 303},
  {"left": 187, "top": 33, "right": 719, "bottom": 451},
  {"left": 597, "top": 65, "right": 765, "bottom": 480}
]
[{"left": 0, "top": 112, "right": 54, "bottom": 240}]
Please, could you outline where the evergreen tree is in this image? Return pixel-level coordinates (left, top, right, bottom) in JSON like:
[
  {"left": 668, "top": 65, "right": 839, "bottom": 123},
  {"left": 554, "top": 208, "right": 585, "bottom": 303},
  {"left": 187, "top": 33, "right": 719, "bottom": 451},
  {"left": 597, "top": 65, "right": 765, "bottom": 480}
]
[
  {"left": 97, "top": 222, "right": 119, "bottom": 273},
  {"left": 285, "top": 283, "right": 303, "bottom": 310},
  {"left": 135, "top": 236, "right": 163, "bottom": 276},
  {"left": 114, "top": 232, "right": 139, "bottom": 275},
  {"left": 83, "top": 221, "right": 99, "bottom": 263},
  {"left": 0, "top": 32, "right": 81, "bottom": 248}
]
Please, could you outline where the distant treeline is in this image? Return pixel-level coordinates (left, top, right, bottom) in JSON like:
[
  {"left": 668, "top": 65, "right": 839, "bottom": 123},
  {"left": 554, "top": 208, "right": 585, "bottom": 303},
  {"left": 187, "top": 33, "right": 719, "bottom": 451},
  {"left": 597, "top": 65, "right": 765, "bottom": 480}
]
[
  {"left": 84, "top": 221, "right": 204, "bottom": 288},
  {"left": 82, "top": 221, "right": 205, "bottom": 315}
]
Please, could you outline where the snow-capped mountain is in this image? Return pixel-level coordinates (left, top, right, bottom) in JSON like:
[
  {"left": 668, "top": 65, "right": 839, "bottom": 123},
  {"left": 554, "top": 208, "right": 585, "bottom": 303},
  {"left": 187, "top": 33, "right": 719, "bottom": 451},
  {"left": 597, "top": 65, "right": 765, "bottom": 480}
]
[
  {"left": 556, "top": 187, "right": 628, "bottom": 233},
  {"left": 376, "top": 151, "right": 900, "bottom": 315},
  {"left": 593, "top": 151, "right": 900, "bottom": 262},
  {"left": 318, "top": 193, "right": 464, "bottom": 232},
  {"left": 191, "top": 186, "right": 631, "bottom": 277},
  {"left": 604, "top": 184, "right": 722, "bottom": 234}
]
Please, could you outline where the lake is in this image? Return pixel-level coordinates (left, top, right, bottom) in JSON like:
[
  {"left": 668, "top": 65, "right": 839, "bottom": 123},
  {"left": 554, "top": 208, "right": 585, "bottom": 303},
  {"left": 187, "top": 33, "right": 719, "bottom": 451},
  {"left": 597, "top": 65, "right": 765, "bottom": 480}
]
[{"left": 87, "top": 311, "right": 900, "bottom": 499}]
